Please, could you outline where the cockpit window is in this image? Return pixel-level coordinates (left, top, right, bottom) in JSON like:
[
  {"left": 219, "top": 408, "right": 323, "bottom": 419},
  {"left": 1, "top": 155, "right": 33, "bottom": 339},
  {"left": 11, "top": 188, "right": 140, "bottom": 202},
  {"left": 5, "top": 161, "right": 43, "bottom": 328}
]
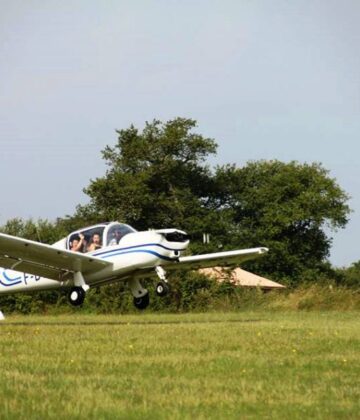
[
  {"left": 68, "top": 223, "right": 136, "bottom": 252},
  {"left": 106, "top": 224, "right": 136, "bottom": 246},
  {"left": 69, "top": 226, "right": 105, "bottom": 253}
]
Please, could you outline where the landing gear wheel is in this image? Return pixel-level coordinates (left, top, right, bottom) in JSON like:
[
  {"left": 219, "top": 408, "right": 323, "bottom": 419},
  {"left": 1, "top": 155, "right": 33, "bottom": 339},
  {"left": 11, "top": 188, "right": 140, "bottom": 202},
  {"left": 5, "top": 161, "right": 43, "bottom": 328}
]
[
  {"left": 68, "top": 287, "right": 86, "bottom": 307},
  {"left": 156, "top": 281, "right": 170, "bottom": 297},
  {"left": 133, "top": 292, "right": 150, "bottom": 310}
]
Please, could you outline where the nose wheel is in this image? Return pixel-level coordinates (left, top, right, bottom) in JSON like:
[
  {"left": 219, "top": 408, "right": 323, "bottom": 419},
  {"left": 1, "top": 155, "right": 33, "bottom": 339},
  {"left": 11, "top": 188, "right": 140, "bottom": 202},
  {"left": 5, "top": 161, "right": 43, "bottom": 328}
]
[
  {"left": 155, "top": 266, "right": 170, "bottom": 297},
  {"left": 156, "top": 281, "right": 170, "bottom": 297},
  {"left": 68, "top": 287, "right": 86, "bottom": 306}
]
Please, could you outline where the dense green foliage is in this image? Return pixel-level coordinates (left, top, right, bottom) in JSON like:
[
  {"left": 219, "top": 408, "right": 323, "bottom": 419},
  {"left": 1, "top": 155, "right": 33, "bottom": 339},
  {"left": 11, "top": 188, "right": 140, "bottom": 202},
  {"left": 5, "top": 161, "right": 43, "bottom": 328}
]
[
  {"left": 81, "top": 118, "right": 350, "bottom": 280},
  {"left": 1, "top": 312, "right": 359, "bottom": 418},
  {"left": 83, "top": 118, "right": 217, "bottom": 230},
  {"left": 335, "top": 260, "right": 360, "bottom": 288},
  {"left": 212, "top": 161, "right": 350, "bottom": 282},
  {"left": 0, "top": 117, "right": 357, "bottom": 314}
]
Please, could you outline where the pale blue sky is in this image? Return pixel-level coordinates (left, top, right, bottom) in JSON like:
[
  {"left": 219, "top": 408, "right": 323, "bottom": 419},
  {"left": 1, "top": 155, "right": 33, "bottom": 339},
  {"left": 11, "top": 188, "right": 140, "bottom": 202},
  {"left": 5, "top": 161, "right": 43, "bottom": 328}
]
[{"left": 0, "top": 1, "right": 359, "bottom": 266}]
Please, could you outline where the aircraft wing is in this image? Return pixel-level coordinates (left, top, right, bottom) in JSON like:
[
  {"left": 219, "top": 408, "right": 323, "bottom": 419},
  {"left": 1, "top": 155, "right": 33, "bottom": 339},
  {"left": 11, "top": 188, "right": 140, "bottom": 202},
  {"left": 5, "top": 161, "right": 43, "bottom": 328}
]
[
  {"left": 126, "top": 247, "right": 269, "bottom": 282},
  {"left": 0, "top": 233, "right": 111, "bottom": 282},
  {"left": 166, "top": 247, "right": 268, "bottom": 271}
]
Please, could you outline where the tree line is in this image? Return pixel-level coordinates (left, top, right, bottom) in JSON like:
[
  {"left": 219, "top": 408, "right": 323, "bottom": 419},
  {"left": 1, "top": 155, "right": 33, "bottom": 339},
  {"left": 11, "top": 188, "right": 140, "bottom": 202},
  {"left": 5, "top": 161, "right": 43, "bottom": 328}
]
[{"left": 0, "top": 118, "right": 358, "bottom": 313}]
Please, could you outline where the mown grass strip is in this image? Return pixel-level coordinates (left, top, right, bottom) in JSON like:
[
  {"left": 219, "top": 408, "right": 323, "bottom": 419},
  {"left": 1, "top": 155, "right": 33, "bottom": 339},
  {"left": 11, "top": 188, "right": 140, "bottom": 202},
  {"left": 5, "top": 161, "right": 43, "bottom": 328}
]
[{"left": 0, "top": 311, "right": 359, "bottom": 419}]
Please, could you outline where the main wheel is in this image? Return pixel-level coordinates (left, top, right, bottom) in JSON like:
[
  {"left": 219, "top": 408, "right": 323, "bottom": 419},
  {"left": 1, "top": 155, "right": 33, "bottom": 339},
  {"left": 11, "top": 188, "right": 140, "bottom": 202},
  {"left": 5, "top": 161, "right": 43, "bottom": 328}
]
[
  {"left": 133, "top": 292, "right": 150, "bottom": 310},
  {"left": 156, "top": 281, "right": 170, "bottom": 297},
  {"left": 68, "top": 287, "right": 86, "bottom": 307}
]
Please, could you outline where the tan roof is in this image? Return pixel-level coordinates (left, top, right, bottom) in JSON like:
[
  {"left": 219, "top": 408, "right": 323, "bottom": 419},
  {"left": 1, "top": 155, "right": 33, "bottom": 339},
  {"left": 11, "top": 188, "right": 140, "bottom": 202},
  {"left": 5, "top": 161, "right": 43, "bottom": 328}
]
[{"left": 199, "top": 267, "right": 285, "bottom": 289}]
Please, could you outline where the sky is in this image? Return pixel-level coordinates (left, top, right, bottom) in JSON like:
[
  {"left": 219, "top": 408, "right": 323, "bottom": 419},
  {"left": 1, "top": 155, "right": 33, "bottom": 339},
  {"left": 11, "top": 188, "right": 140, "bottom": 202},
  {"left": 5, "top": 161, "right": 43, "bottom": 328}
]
[{"left": 0, "top": 0, "right": 359, "bottom": 266}]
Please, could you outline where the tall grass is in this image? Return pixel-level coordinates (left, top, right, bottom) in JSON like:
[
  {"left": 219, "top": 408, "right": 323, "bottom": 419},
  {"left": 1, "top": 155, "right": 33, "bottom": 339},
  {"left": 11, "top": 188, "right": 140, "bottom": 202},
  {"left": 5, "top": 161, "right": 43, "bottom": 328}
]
[{"left": 211, "top": 284, "right": 360, "bottom": 312}]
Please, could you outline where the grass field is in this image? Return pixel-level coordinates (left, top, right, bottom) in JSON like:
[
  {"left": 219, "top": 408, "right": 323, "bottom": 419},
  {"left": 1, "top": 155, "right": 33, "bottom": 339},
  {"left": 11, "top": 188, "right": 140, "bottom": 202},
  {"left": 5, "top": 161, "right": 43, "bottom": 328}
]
[{"left": 0, "top": 311, "right": 359, "bottom": 419}]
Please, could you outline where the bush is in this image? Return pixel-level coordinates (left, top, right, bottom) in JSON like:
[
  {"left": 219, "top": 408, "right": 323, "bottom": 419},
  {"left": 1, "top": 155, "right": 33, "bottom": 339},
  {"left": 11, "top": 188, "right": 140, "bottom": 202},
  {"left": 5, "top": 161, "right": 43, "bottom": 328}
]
[
  {"left": 1, "top": 273, "right": 359, "bottom": 315},
  {"left": 335, "top": 261, "right": 360, "bottom": 288}
]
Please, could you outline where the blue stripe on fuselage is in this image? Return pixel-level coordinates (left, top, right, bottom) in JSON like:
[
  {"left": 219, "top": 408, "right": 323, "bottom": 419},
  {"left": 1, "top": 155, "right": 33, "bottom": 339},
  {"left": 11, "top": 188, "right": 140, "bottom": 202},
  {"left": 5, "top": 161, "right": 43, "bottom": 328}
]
[
  {"left": 0, "top": 271, "right": 23, "bottom": 287},
  {"left": 98, "top": 249, "right": 176, "bottom": 261},
  {"left": 92, "top": 242, "right": 182, "bottom": 258}
]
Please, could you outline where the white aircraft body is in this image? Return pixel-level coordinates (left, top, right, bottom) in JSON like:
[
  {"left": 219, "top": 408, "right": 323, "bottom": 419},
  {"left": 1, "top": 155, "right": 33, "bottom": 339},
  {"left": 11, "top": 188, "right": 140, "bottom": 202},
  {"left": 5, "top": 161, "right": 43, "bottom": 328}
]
[{"left": 0, "top": 222, "right": 268, "bottom": 310}]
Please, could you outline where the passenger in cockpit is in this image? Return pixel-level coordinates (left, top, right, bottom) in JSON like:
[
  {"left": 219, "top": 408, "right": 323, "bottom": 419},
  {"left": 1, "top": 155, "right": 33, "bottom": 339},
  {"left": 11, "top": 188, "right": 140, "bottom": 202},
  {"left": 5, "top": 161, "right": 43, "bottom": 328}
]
[
  {"left": 70, "top": 233, "right": 85, "bottom": 253},
  {"left": 87, "top": 233, "right": 102, "bottom": 252}
]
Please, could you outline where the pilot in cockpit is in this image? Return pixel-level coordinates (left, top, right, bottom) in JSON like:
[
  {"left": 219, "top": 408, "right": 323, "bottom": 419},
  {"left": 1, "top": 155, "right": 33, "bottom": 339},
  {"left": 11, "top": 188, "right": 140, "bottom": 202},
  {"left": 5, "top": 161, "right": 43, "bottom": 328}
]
[{"left": 109, "top": 228, "right": 122, "bottom": 246}]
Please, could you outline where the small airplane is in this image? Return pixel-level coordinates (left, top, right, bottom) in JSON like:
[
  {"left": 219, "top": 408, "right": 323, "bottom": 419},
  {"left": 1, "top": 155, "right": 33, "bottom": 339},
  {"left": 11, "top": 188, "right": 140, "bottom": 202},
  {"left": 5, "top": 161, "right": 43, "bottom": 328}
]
[{"left": 0, "top": 222, "right": 268, "bottom": 310}]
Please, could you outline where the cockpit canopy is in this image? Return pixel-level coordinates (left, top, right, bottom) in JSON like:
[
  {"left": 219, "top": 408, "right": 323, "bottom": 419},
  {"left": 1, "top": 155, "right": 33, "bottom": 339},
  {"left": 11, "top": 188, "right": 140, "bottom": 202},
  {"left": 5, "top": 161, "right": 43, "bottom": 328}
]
[{"left": 67, "top": 222, "right": 136, "bottom": 253}]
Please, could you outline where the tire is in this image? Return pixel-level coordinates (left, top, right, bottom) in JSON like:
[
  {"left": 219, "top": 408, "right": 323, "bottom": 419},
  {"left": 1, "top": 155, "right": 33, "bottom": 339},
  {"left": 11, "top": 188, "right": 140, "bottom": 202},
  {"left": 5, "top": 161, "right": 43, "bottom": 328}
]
[
  {"left": 156, "top": 281, "right": 170, "bottom": 297},
  {"left": 133, "top": 292, "right": 150, "bottom": 310},
  {"left": 68, "top": 287, "right": 86, "bottom": 307}
]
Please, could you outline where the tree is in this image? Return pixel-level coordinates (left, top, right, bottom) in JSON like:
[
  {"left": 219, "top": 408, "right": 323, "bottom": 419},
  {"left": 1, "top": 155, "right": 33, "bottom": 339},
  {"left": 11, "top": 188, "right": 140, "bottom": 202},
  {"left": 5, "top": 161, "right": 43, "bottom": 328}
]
[
  {"left": 211, "top": 161, "right": 351, "bottom": 281},
  {"left": 79, "top": 118, "right": 351, "bottom": 282},
  {"left": 81, "top": 118, "right": 217, "bottom": 232}
]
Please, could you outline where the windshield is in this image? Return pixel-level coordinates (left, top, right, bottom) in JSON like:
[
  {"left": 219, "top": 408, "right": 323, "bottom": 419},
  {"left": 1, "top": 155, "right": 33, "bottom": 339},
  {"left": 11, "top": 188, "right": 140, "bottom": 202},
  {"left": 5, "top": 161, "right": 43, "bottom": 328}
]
[{"left": 106, "top": 223, "right": 136, "bottom": 246}]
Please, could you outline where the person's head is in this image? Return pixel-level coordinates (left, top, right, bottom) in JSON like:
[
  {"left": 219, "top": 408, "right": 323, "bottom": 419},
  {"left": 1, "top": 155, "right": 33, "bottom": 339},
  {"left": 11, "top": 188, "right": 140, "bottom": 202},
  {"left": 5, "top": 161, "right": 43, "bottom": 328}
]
[
  {"left": 114, "top": 229, "right": 122, "bottom": 238},
  {"left": 71, "top": 235, "right": 80, "bottom": 248},
  {"left": 92, "top": 233, "right": 101, "bottom": 245}
]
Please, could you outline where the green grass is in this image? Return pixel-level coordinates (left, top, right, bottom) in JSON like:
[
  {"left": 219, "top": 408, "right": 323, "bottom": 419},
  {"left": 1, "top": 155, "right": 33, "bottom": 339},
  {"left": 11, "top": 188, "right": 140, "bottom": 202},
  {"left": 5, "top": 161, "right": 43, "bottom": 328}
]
[{"left": 0, "top": 311, "right": 359, "bottom": 419}]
